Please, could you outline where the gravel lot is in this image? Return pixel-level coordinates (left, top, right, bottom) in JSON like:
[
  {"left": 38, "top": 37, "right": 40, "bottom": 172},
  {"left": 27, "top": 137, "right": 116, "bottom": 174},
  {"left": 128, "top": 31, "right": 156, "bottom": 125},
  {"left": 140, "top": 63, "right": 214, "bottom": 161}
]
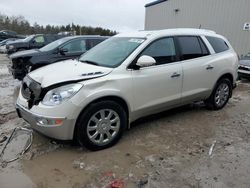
[{"left": 0, "top": 54, "right": 250, "bottom": 188}]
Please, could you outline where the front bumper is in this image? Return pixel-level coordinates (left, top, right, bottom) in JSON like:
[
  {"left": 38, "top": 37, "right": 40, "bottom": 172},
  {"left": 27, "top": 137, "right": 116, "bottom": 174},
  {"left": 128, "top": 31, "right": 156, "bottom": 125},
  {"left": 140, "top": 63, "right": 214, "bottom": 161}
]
[
  {"left": 8, "top": 64, "right": 25, "bottom": 80},
  {"left": 7, "top": 49, "right": 16, "bottom": 55},
  {"left": 16, "top": 102, "right": 75, "bottom": 140}
]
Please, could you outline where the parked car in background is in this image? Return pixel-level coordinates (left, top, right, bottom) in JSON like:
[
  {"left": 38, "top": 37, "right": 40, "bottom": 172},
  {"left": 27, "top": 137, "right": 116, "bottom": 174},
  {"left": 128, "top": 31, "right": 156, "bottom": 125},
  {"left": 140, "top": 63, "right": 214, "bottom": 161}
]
[
  {"left": 0, "top": 45, "right": 7, "bottom": 53},
  {"left": 0, "top": 30, "right": 24, "bottom": 42},
  {"left": 16, "top": 29, "right": 238, "bottom": 150},
  {"left": 0, "top": 38, "right": 18, "bottom": 46},
  {"left": 238, "top": 52, "right": 250, "bottom": 79},
  {"left": 6, "top": 34, "right": 67, "bottom": 55},
  {"left": 8, "top": 36, "right": 108, "bottom": 80},
  {"left": 58, "top": 31, "right": 75, "bottom": 36},
  {"left": 0, "top": 38, "right": 19, "bottom": 53}
]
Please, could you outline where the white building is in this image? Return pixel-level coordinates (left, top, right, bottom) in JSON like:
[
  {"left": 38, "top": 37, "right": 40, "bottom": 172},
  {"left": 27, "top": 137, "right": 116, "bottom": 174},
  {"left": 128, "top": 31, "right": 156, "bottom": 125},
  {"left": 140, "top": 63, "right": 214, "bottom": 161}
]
[{"left": 145, "top": 0, "right": 250, "bottom": 56}]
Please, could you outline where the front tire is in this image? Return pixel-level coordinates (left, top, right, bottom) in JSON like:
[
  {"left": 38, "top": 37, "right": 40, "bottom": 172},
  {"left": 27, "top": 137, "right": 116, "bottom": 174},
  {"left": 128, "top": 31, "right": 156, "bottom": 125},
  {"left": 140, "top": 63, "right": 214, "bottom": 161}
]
[
  {"left": 205, "top": 78, "right": 232, "bottom": 110},
  {"left": 75, "top": 101, "right": 127, "bottom": 151}
]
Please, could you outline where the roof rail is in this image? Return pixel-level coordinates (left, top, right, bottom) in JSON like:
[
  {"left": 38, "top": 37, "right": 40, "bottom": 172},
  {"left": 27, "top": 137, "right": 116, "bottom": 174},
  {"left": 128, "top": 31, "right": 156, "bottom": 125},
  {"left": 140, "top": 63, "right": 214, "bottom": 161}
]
[{"left": 145, "top": 0, "right": 168, "bottom": 8}]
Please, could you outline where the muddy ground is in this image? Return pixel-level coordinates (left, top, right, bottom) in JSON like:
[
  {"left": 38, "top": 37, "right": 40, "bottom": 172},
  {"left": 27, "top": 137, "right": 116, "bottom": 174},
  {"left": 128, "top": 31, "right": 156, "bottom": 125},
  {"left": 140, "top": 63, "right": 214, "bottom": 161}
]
[{"left": 0, "top": 54, "right": 250, "bottom": 188}]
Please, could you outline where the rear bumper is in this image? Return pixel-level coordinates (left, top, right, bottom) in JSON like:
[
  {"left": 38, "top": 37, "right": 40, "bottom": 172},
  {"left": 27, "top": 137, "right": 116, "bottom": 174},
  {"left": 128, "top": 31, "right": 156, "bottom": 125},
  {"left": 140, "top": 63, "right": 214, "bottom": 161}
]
[{"left": 16, "top": 102, "right": 75, "bottom": 140}]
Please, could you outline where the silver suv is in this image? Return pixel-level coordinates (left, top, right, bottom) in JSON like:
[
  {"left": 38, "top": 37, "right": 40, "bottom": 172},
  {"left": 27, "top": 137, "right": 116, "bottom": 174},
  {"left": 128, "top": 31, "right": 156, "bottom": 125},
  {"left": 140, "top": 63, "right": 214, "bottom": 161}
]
[{"left": 16, "top": 29, "right": 238, "bottom": 150}]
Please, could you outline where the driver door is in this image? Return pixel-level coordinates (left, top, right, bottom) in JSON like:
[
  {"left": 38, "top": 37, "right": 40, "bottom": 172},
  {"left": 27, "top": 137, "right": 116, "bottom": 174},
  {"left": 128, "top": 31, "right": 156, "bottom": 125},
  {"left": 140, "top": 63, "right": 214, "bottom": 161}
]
[
  {"left": 31, "top": 35, "right": 45, "bottom": 48},
  {"left": 131, "top": 37, "right": 183, "bottom": 117}
]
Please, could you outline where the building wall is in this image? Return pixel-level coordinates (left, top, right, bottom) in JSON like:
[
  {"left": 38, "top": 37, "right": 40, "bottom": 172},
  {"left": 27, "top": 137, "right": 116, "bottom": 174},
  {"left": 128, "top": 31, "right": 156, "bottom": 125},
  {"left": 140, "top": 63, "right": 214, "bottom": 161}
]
[{"left": 145, "top": 0, "right": 250, "bottom": 56}]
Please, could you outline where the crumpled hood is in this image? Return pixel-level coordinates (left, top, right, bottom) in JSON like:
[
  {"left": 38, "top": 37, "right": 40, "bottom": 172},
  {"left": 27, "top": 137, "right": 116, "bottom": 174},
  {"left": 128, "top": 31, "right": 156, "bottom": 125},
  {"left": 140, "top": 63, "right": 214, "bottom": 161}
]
[
  {"left": 28, "top": 59, "right": 113, "bottom": 88},
  {"left": 239, "top": 59, "right": 250, "bottom": 66}
]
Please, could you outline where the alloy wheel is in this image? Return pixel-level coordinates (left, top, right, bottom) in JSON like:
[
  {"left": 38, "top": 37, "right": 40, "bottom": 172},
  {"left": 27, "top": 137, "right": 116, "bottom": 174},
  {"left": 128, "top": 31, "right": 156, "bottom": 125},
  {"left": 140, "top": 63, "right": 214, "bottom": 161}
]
[
  {"left": 214, "top": 83, "right": 230, "bottom": 108},
  {"left": 87, "top": 109, "right": 120, "bottom": 146}
]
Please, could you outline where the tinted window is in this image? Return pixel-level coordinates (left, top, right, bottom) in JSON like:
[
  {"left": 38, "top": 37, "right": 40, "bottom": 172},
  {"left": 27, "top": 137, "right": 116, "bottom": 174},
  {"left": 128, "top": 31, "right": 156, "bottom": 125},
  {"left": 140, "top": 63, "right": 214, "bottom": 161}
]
[
  {"left": 88, "top": 39, "right": 105, "bottom": 49},
  {"left": 141, "top": 37, "right": 176, "bottom": 65},
  {"left": 46, "top": 35, "right": 57, "bottom": 43},
  {"left": 198, "top": 37, "right": 209, "bottom": 55},
  {"left": 62, "top": 39, "right": 86, "bottom": 53},
  {"left": 178, "top": 36, "right": 209, "bottom": 60},
  {"left": 242, "top": 52, "right": 250, "bottom": 60},
  {"left": 40, "top": 37, "right": 71, "bottom": 52},
  {"left": 206, "top": 36, "right": 229, "bottom": 53},
  {"left": 23, "top": 35, "right": 35, "bottom": 42}
]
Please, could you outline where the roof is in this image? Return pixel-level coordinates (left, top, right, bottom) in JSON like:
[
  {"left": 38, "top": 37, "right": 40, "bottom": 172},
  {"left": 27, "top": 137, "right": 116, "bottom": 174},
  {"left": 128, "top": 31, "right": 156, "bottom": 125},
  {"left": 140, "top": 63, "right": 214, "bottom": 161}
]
[
  {"left": 116, "top": 28, "right": 218, "bottom": 39},
  {"left": 145, "top": 0, "right": 168, "bottom": 8},
  {"left": 65, "top": 35, "right": 109, "bottom": 39}
]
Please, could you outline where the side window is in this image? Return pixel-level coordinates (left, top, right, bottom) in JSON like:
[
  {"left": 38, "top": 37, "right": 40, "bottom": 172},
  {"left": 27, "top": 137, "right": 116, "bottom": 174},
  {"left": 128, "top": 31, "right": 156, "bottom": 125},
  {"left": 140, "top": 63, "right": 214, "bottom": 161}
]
[
  {"left": 88, "top": 39, "right": 104, "bottom": 49},
  {"left": 206, "top": 36, "right": 229, "bottom": 53},
  {"left": 46, "top": 35, "right": 55, "bottom": 43},
  {"left": 62, "top": 39, "right": 86, "bottom": 53},
  {"left": 198, "top": 37, "right": 210, "bottom": 55},
  {"left": 141, "top": 37, "right": 176, "bottom": 65},
  {"left": 34, "top": 36, "right": 45, "bottom": 43},
  {"left": 177, "top": 36, "right": 209, "bottom": 61}
]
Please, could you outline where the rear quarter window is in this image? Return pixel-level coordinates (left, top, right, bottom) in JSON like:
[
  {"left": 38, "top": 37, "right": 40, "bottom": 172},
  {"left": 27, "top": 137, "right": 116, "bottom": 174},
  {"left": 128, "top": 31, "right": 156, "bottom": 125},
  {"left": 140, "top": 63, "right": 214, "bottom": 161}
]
[{"left": 206, "top": 36, "right": 229, "bottom": 53}]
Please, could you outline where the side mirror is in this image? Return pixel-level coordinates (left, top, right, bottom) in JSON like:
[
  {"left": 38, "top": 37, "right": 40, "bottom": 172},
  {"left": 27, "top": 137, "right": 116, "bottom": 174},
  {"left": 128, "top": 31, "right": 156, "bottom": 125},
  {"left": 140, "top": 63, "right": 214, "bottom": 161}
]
[
  {"left": 136, "top": 55, "right": 156, "bottom": 68},
  {"left": 59, "top": 48, "right": 68, "bottom": 55}
]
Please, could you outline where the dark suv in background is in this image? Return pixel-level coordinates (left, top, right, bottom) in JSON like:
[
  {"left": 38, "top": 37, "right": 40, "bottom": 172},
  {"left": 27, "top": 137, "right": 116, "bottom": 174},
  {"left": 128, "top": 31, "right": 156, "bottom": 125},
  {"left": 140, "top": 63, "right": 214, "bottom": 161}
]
[
  {"left": 8, "top": 35, "right": 108, "bottom": 80},
  {"left": 0, "top": 30, "right": 24, "bottom": 42},
  {"left": 6, "top": 34, "right": 67, "bottom": 55}
]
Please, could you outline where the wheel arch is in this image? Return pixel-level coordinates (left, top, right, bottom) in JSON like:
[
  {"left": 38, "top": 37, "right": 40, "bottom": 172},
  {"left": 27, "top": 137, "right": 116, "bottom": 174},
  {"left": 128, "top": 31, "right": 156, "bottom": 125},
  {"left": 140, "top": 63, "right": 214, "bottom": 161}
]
[
  {"left": 214, "top": 73, "right": 234, "bottom": 97},
  {"left": 73, "top": 95, "right": 130, "bottom": 141},
  {"left": 217, "top": 73, "right": 234, "bottom": 86}
]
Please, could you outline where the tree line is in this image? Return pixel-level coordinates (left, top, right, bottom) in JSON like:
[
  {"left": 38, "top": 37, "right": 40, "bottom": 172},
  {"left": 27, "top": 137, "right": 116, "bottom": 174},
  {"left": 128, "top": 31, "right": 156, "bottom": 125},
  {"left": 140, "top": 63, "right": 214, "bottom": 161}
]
[{"left": 0, "top": 13, "right": 117, "bottom": 36}]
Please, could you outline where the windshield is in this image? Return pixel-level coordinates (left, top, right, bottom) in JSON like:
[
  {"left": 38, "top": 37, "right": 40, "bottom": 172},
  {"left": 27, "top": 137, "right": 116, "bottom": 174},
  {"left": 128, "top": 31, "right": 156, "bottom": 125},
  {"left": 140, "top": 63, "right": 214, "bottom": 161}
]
[
  {"left": 242, "top": 53, "right": 250, "bottom": 60},
  {"left": 23, "top": 35, "right": 34, "bottom": 42},
  {"left": 40, "top": 37, "right": 70, "bottom": 52},
  {"left": 79, "top": 37, "right": 145, "bottom": 68}
]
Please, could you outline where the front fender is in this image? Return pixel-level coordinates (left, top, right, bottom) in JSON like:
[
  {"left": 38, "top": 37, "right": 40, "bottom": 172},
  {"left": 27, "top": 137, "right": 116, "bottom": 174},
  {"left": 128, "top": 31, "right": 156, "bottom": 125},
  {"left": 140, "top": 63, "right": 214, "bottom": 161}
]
[{"left": 72, "top": 88, "right": 132, "bottom": 115}]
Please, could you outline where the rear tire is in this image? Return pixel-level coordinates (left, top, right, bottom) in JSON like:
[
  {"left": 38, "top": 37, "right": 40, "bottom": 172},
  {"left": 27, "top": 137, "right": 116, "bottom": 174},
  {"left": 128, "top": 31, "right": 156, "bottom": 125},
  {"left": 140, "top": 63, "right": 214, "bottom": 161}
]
[
  {"left": 75, "top": 100, "right": 127, "bottom": 151},
  {"left": 205, "top": 78, "right": 232, "bottom": 110}
]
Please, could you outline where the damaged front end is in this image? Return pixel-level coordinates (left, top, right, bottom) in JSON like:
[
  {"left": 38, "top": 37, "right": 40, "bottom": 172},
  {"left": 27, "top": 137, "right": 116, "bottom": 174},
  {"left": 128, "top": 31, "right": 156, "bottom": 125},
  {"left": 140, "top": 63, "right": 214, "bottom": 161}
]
[
  {"left": 8, "top": 57, "right": 32, "bottom": 80},
  {"left": 20, "top": 71, "right": 108, "bottom": 109},
  {"left": 21, "top": 76, "right": 42, "bottom": 109}
]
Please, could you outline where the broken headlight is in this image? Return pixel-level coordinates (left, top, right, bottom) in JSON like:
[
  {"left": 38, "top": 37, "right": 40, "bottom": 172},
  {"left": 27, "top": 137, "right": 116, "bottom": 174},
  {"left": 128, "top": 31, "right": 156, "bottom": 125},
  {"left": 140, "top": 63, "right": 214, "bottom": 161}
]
[{"left": 42, "top": 83, "right": 83, "bottom": 106}]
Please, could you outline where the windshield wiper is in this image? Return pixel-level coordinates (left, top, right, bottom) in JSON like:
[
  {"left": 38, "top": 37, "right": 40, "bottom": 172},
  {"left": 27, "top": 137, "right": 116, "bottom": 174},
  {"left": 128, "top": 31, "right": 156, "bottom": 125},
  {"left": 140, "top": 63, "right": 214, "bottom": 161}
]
[{"left": 79, "top": 60, "right": 100, "bottom": 66}]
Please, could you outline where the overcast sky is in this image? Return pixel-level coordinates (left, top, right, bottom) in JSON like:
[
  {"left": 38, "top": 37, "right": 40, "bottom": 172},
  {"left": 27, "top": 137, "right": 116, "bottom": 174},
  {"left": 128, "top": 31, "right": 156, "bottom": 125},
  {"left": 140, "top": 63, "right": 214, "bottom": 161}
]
[{"left": 0, "top": 0, "right": 153, "bottom": 32}]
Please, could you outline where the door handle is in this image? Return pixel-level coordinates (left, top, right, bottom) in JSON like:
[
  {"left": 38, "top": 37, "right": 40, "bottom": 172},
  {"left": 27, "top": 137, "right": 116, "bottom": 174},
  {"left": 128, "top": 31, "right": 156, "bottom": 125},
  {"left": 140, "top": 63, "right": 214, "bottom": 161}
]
[
  {"left": 206, "top": 65, "right": 214, "bottom": 70},
  {"left": 171, "top": 72, "right": 181, "bottom": 78}
]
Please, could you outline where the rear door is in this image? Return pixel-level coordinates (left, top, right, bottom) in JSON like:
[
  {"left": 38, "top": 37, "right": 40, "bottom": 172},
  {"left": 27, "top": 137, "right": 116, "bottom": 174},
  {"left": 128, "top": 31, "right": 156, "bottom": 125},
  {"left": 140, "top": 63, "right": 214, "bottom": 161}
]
[
  {"left": 177, "top": 36, "right": 217, "bottom": 103},
  {"left": 131, "top": 37, "right": 183, "bottom": 117}
]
